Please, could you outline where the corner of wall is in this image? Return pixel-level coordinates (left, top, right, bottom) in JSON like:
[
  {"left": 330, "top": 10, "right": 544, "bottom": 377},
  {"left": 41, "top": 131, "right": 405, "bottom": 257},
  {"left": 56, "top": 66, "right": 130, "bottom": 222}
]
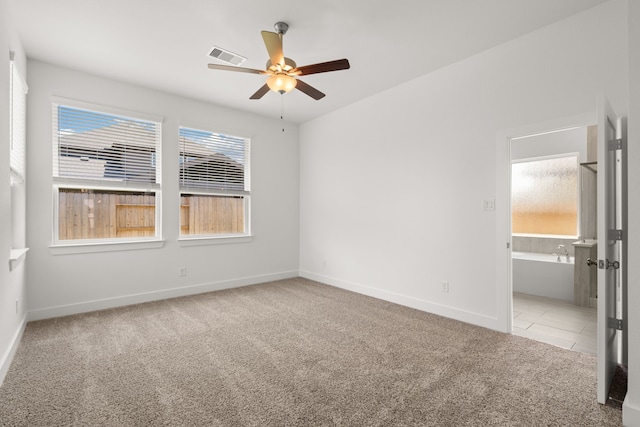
[
  {"left": 0, "top": 314, "right": 27, "bottom": 386},
  {"left": 0, "top": 0, "right": 29, "bottom": 389}
]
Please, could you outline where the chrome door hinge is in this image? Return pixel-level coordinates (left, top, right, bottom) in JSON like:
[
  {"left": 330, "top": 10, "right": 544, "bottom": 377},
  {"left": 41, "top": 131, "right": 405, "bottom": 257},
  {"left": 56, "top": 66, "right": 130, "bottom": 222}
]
[
  {"left": 608, "top": 138, "right": 623, "bottom": 150},
  {"left": 608, "top": 317, "right": 624, "bottom": 331},
  {"left": 609, "top": 229, "right": 623, "bottom": 241}
]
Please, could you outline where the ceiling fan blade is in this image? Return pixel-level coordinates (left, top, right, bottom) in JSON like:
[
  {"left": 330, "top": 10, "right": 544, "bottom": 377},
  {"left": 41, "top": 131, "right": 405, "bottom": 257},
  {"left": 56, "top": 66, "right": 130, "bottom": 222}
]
[
  {"left": 249, "top": 84, "right": 271, "bottom": 100},
  {"left": 261, "top": 31, "right": 284, "bottom": 67},
  {"left": 295, "top": 79, "right": 325, "bottom": 100},
  {"left": 292, "top": 59, "right": 350, "bottom": 76},
  {"left": 208, "top": 63, "right": 266, "bottom": 74}
]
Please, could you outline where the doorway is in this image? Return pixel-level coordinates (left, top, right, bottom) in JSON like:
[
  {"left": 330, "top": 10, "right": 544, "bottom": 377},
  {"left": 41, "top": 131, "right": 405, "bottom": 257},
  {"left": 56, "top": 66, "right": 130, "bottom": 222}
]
[
  {"left": 493, "top": 112, "right": 595, "bottom": 336},
  {"left": 496, "top": 104, "right": 628, "bottom": 405},
  {"left": 508, "top": 126, "right": 596, "bottom": 354}
]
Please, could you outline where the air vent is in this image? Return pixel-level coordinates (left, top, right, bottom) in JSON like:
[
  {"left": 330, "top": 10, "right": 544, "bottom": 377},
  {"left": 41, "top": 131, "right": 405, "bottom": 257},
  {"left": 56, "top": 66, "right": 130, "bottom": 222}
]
[{"left": 208, "top": 46, "right": 247, "bottom": 66}]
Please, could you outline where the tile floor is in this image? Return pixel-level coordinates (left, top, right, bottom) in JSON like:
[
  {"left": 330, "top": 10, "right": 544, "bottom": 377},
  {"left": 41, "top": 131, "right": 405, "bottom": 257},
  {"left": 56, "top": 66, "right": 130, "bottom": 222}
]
[{"left": 512, "top": 292, "right": 597, "bottom": 355}]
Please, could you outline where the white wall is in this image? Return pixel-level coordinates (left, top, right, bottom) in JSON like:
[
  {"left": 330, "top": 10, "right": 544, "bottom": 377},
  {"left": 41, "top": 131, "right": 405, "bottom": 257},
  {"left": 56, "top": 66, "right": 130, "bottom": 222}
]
[
  {"left": 25, "top": 60, "right": 300, "bottom": 319},
  {"left": 624, "top": 0, "right": 640, "bottom": 424},
  {"left": 510, "top": 126, "right": 587, "bottom": 161},
  {"left": 299, "top": 1, "right": 627, "bottom": 329},
  {"left": 0, "top": 0, "right": 29, "bottom": 384}
]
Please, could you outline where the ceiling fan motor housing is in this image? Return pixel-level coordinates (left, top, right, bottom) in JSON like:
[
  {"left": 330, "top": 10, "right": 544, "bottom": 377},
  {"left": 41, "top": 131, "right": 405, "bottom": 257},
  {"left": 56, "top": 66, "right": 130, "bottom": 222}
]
[{"left": 266, "top": 57, "right": 297, "bottom": 72}]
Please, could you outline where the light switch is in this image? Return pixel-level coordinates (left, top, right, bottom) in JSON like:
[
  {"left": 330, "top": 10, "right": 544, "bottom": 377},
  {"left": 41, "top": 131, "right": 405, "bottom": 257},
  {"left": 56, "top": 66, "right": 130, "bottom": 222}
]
[{"left": 482, "top": 199, "right": 495, "bottom": 211}]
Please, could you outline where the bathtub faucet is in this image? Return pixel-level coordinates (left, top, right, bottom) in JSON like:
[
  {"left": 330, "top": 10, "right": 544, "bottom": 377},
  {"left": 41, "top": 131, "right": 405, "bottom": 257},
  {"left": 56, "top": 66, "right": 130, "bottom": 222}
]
[{"left": 557, "top": 244, "right": 570, "bottom": 262}]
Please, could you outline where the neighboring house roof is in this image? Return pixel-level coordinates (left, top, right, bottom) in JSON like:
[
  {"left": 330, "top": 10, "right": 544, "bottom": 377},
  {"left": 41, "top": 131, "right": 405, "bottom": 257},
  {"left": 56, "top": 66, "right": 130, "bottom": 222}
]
[
  {"left": 57, "top": 124, "right": 244, "bottom": 189},
  {"left": 179, "top": 151, "right": 245, "bottom": 191},
  {"left": 59, "top": 122, "right": 157, "bottom": 151},
  {"left": 179, "top": 136, "right": 245, "bottom": 191}
]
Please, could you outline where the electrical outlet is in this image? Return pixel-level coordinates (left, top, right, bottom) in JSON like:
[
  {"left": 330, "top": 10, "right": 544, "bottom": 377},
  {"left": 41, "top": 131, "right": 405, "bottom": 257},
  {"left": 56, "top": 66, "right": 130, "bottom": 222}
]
[
  {"left": 179, "top": 267, "right": 187, "bottom": 277},
  {"left": 441, "top": 281, "right": 449, "bottom": 293}
]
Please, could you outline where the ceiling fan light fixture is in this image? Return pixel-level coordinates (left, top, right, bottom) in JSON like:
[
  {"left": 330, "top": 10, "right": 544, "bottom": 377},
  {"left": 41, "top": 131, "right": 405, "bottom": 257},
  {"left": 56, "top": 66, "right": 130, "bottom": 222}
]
[{"left": 267, "top": 74, "right": 297, "bottom": 94}]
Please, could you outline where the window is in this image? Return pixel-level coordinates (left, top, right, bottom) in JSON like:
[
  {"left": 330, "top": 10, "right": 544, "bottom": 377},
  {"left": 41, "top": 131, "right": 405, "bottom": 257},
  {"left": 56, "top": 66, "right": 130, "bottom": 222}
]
[
  {"left": 179, "top": 125, "right": 250, "bottom": 238},
  {"left": 52, "top": 101, "right": 162, "bottom": 243},
  {"left": 9, "top": 54, "right": 29, "bottom": 264},
  {"left": 511, "top": 155, "right": 578, "bottom": 236},
  {"left": 10, "top": 57, "right": 27, "bottom": 185}
]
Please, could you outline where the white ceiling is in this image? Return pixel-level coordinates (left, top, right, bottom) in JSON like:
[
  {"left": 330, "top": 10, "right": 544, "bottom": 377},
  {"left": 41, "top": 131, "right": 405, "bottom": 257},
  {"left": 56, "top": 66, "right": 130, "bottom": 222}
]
[{"left": 9, "top": 0, "right": 608, "bottom": 124}]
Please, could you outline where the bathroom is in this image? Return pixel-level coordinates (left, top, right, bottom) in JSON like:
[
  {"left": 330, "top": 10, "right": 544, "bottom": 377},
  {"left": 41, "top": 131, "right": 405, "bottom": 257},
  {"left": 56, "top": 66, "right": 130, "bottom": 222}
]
[{"left": 510, "top": 125, "right": 598, "bottom": 353}]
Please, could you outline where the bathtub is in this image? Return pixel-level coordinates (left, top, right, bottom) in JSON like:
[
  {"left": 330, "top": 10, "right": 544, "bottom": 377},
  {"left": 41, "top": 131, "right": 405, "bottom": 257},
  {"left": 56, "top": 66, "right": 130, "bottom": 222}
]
[{"left": 512, "top": 251, "right": 574, "bottom": 302}]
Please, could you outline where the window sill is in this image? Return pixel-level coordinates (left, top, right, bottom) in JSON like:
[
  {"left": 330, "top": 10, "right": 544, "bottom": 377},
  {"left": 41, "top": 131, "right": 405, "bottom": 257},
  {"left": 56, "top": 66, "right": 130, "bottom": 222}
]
[
  {"left": 178, "top": 235, "right": 253, "bottom": 247},
  {"left": 512, "top": 233, "right": 578, "bottom": 239},
  {"left": 50, "top": 239, "right": 165, "bottom": 255},
  {"left": 9, "top": 248, "right": 29, "bottom": 271}
]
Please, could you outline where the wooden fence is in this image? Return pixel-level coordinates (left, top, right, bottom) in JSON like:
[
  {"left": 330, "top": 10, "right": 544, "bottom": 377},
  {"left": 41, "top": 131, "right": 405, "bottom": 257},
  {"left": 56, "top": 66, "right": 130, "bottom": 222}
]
[
  {"left": 58, "top": 190, "right": 155, "bottom": 240},
  {"left": 58, "top": 189, "right": 244, "bottom": 240},
  {"left": 180, "top": 195, "right": 244, "bottom": 235}
]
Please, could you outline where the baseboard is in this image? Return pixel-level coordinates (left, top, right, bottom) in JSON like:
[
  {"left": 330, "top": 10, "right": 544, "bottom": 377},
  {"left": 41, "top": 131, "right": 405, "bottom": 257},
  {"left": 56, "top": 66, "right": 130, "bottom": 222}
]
[
  {"left": 28, "top": 270, "right": 299, "bottom": 321},
  {"left": 300, "top": 270, "right": 499, "bottom": 331},
  {"left": 624, "top": 395, "right": 640, "bottom": 427},
  {"left": 0, "top": 315, "right": 27, "bottom": 386}
]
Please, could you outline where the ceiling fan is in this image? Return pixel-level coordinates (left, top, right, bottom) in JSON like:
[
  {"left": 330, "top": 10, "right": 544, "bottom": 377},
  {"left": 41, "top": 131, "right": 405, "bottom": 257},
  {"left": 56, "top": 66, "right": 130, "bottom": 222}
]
[{"left": 207, "top": 22, "right": 350, "bottom": 100}]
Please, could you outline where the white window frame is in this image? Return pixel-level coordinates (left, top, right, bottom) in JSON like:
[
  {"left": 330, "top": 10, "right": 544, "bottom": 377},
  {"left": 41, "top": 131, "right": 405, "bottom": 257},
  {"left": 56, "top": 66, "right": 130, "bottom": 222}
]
[
  {"left": 9, "top": 53, "right": 29, "bottom": 268},
  {"left": 177, "top": 122, "right": 252, "bottom": 246},
  {"left": 9, "top": 56, "right": 27, "bottom": 186},
  {"left": 50, "top": 98, "right": 164, "bottom": 254}
]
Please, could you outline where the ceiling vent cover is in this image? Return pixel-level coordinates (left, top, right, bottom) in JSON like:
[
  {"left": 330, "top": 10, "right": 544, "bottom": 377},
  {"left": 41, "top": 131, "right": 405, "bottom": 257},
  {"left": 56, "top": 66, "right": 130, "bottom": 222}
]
[{"left": 209, "top": 46, "right": 247, "bottom": 66}]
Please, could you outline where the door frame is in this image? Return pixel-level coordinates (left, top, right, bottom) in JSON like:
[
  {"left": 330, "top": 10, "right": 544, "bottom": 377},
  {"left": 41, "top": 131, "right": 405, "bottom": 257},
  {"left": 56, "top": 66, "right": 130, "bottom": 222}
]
[
  {"left": 596, "top": 99, "right": 628, "bottom": 404},
  {"left": 495, "top": 112, "right": 596, "bottom": 334}
]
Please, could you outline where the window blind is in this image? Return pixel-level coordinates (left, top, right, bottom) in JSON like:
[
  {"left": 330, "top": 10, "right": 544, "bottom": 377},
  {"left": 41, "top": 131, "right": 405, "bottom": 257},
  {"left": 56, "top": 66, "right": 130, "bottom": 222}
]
[
  {"left": 179, "top": 126, "right": 250, "bottom": 192},
  {"left": 9, "top": 60, "right": 27, "bottom": 184},
  {"left": 52, "top": 104, "right": 161, "bottom": 185}
]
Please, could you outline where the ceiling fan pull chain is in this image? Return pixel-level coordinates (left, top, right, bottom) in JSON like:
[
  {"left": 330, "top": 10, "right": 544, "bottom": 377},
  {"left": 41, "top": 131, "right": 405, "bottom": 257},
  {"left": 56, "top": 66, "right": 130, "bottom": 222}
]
[{"left": 281, "top": 93, "right": 285, "bottom": 132}]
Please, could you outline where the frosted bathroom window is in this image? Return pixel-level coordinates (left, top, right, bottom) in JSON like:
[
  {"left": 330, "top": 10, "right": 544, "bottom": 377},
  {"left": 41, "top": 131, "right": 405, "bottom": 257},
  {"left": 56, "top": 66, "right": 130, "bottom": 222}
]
[{"left": 512, "top": 156, "right": 578, "bottom": 236}]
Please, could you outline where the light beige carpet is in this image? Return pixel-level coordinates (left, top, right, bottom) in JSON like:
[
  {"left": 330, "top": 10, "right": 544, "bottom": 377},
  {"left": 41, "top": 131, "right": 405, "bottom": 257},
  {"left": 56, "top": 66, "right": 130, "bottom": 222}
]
[{"left": 0, "top": 278, "right": 622, "bottom": 426}]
